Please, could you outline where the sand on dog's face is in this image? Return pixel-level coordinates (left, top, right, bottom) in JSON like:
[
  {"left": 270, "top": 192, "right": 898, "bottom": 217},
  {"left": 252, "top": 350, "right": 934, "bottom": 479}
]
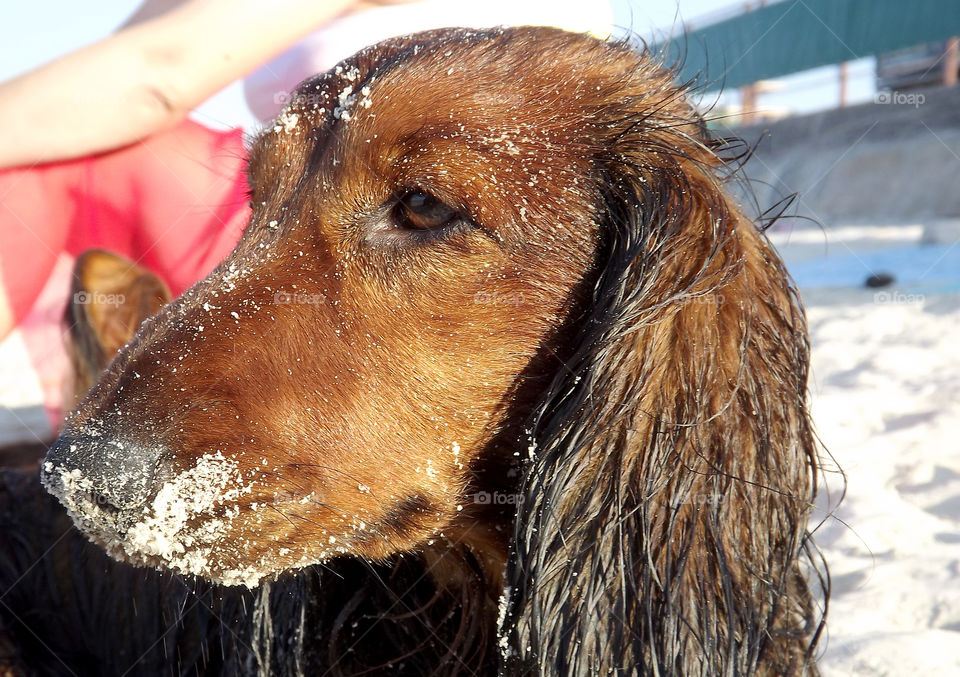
[
  {"left": 43, "top": 452, "right": 272, "bottom": 587},
  {"left": 44, "top": 445, "right": 387, "bottom": 587}
]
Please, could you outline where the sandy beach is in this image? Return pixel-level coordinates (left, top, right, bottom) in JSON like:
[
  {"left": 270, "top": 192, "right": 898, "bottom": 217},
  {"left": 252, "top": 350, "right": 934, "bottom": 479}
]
[{"left": 770, "top": 225, "right": 960, "bottom": 675}]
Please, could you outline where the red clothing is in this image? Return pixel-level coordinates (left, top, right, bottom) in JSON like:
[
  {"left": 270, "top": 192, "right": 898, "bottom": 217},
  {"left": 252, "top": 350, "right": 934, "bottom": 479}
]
[
  {"left": 0, "top": 118, "right": 250, "bottom": 323},
  {"left": 0, "top": 118, "right": 250, "bottom": 430}
]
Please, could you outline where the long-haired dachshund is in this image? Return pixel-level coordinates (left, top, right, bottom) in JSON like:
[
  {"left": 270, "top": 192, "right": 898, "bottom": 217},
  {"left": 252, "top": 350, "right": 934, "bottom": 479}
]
[{"left": 2, "top": 26, "right": 825, "bottom": 676}]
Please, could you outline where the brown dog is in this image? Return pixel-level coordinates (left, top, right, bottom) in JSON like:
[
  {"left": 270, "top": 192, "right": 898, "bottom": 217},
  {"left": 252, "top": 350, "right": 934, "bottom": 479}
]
[{"left": 41, "top": 27, "right": 824, "bottom": 675}]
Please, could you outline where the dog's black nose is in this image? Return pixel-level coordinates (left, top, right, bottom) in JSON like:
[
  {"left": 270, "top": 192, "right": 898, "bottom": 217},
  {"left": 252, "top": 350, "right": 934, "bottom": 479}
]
[{"left": 42, "top": 435, "right": 161, "bottom": 510}]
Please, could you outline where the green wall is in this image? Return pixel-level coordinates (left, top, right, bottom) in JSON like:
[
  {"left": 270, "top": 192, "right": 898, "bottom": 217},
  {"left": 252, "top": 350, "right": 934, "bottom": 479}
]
[{"left": 653, "top": 0, "right": 960, "bottom": 90}]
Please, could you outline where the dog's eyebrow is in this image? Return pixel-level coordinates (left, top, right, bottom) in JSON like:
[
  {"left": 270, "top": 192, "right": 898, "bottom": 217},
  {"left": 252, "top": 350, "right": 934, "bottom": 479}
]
[
  {"left": 298, "top": 33, "right": 463, "bottom": 176},
  {"left": 305, "top": 118, "right": 341, "bottom": 178},
  {"left": 296, "top": 31, "right": 502, "bottom": 189}
]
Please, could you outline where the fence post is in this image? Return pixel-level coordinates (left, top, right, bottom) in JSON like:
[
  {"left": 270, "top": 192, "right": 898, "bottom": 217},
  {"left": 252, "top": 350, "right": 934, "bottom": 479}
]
[{"left": 945, "top": 37, "right": 958, "bottom": 87}]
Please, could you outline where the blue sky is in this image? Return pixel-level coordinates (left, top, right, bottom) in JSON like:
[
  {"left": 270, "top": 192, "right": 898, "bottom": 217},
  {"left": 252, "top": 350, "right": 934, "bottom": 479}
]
[{"left": 0, "top": 1, "right": 874, "bottom": 131}]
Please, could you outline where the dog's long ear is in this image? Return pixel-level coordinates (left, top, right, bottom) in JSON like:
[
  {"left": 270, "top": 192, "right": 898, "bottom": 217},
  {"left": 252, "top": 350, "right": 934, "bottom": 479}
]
[
  {"left": 64, "top": 250, "right": 171, "bottom": 400},
  {"left": 501, "top": 75, "right": 823, "bottom": 675}
]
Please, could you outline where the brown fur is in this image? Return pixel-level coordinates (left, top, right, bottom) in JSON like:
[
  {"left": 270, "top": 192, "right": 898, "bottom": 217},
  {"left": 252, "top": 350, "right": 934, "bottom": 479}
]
[{"left": 40, "top": 27, "right": 824, "bottom": 675}]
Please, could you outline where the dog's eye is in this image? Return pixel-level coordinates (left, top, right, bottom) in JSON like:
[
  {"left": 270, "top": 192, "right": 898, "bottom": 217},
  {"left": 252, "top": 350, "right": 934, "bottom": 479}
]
[{"left": 394, "top": 191, "right": 458, "bottom": 231}]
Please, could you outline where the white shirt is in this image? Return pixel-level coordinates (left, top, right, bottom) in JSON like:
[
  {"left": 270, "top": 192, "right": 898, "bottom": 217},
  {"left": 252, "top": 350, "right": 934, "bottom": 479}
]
[{"left": 244, "top": 0, "right": 614, "bottom": 122}]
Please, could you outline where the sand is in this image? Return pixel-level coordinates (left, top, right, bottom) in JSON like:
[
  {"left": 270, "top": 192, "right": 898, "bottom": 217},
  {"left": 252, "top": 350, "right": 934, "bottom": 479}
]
[{"left": 769, "top": 224, "right": 960, "bottom": 675}]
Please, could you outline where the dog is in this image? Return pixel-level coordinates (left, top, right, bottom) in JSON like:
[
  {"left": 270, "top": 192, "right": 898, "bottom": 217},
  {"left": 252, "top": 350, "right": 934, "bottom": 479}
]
[{"left": 4, "top": 26, "right": 825, "bottom": 676}]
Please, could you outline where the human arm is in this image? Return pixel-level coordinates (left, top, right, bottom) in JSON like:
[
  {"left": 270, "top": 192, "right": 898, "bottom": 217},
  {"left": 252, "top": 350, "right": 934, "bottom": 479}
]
[{"left": 0, "top": 0, "right": 363, "bottom": 168}]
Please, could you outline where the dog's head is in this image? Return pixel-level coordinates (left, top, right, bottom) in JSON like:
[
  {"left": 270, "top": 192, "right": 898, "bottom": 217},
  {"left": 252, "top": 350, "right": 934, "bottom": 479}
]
[
  {"left": 43, "top": 26, "right": 820, "bottom": 673},
  {"left": 45, "top": 27, "right": 618, "bottom": 582}
]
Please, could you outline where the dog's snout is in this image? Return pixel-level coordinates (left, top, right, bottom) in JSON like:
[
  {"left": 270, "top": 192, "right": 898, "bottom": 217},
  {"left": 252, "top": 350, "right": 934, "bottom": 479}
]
[{"left": 42, "top": 435, "right": 162, "bottom": 510}]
